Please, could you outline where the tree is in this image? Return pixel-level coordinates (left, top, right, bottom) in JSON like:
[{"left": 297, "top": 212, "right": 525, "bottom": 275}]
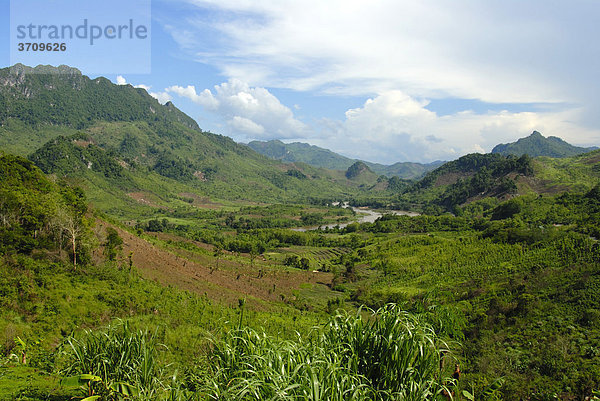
[
  {"left": 104, "top": 227, "right": 123, "bottom": 262},
  {"left": 212, "top": 245, "right": 223, "bottom": 273},
  {"left": 53, "top": 207, "right": 85, "bottom": 269},
  {"left": 249, "top": 245, "right": 258, "bottom": 267}
]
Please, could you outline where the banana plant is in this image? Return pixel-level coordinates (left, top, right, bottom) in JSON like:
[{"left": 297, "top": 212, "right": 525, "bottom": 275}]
[
  {"left": 61, "top": 373, "right": 137, "bottom": 400},
  {"left": 462, "top": 378, "right": 504, "bottom": 401},
  {"left": 13, "top": 336, "right": 27, "bottom": 364}
]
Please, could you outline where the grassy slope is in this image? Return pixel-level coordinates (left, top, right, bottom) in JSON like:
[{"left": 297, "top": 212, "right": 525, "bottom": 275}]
[{"left": 529, "top": 149, "right": 600, "bottom": 193}]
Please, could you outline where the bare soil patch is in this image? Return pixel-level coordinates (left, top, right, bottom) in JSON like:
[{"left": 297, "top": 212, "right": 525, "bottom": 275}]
[{"left": 95, "top": 222, "right": 332, "bottom": 310}]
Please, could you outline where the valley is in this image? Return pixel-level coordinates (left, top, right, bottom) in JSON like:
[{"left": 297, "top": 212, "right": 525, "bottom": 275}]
[{"left": 0, "top": 65, "right": 599, "bottom": 400}]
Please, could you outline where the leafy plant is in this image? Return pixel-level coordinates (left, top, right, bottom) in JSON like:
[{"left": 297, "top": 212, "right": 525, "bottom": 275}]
[
  {"left": 61, "top": 373, "right": 137, "bottom": 401},
  {"left": 60, "top": 322, "right": 158, "bottom": 398},
  {"left": 204, "top": 304, "right": 455, "bottom": 400}
]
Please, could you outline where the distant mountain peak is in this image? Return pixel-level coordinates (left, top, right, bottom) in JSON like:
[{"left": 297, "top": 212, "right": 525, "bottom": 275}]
[{"left": 491, "top": 131, "right": 597, "bottom": 158}]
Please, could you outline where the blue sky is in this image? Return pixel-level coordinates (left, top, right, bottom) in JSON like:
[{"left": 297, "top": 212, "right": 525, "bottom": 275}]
[{"left": 2, "top": 0, "right": 600, "bottom": 164}]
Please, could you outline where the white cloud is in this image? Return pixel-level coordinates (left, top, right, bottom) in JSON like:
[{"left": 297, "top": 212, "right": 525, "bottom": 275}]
[
  {"left": 167, "top": 79, "right": 309, "bottom": 140},
  {"left": 167, "top": 85, "right": 219, "bottom": 109},
  {"left": 229, "top": 116, "right": 265, "bottom": 135},
  {"left": 135, "top": 83, "right": 151, "bottom": 91},
  {"left": 172, "top": 0, "right": 598, "bottom": 105},
  {"left": 153, "top": 0, "right": 600, "bottom": 162},
  {"left": 113, "top": 76, "right": 172, "bottom": 105},
  {"left": 162, "top": 79, "right": 599, "bottom": 163},
  {"left": 148, "top": 91, "right": 173, "bottom": 105},
  {"left": 314, "top": 90, "right": 600, "bottom": 164}
]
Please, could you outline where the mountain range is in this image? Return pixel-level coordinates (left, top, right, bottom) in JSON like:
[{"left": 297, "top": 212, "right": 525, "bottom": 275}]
[
  {"left": 249, "top": 131, "right": 597, "bottom": 180},
  {"left": 247, "top": 139, "right": 443, "bottom": 179},
  {"left": 1, "top": 64, "right": 599, "bottom": 216},
  {"left": 0, "top": 64, "right": 367, "bottom": 215}
]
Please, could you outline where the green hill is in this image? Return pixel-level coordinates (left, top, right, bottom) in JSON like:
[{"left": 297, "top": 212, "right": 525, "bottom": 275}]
[
  {"left": 0, "top": 64, "right": 367, "bottom": 216},
  {"left": 492, "top": 131, "right": 597, "bottom": 158},
  {"left": 390, "top": 150, "right": 600, "bottom": 213},
  {"left": 247, "top": 139, "right": 440, "bottom": 179},
  {"left": 344, "top": 161, "right": 380, "bottom": 186},
  {"left": 2, "top": 64, "right": 600, "bottom": 400},
  {"left": 247, "top": 140, "right": 352, "bottom": 170}
]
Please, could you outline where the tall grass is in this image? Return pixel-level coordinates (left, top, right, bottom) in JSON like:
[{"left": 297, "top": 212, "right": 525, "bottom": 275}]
[
  {"left": 60, "top": 321, "right": 159, "bottom": 398},
  {"left": 203, "top": 304, "right": 454, "bottom": 400}
]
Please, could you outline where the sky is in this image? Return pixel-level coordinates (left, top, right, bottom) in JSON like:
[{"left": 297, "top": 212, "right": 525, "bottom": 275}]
[{"left": 2, "top": 0, "right": 600, "bottom": 164}]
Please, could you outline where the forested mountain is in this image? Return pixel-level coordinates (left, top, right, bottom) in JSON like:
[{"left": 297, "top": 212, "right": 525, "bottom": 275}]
[
  {"left": 492, "top": 130, "right": 597, "bottom": 157},
  {"left": 0, "top": 64, "right": 365, "bottom": 211},
  {"left": 247, "top": 139, "right": 442, "bottom": 179},
  {"left": 348, "top": 150, "right": 600, "bottom": 213},
  {"left": 2, "top": 64, "right": 600, "bottom": 400}
]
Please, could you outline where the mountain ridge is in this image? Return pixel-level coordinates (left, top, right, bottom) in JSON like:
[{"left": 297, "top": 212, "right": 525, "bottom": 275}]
[
  {"left": 492, "top": 130, "right": 597, "bottom": 158},
  {"left": 0, "top": 64, "right": 365, "bottom": 213},
  {"left": 247, "top": 139, "right": 443, "bottom": 179}
]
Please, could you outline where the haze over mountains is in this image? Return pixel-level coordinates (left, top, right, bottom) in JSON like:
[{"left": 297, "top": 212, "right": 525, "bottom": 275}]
[
  {"left": 249, "top": 131, "right": 597, "bottom": 179},
  {"left": 246, "top": 140, "right": 443, "bottom": 179}
]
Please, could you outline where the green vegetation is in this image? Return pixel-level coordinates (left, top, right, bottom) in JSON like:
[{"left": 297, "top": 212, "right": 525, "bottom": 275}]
[
  {"left": 205, "top": 305, "right": 454, "bottom": 400},
  {"left": 492, "top": 131, "right": 597, "bottom": 158},
  {"left": 247, "top": 139, "right": 441, "bottom": 179},
  {"left": 1, "top": 64, "right": 600, "bottom": 400}
]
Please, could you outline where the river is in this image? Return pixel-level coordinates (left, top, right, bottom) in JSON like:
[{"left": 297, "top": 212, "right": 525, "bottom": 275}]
[{"left": 292, "top": 205, "right": 419, "bottom": 232}]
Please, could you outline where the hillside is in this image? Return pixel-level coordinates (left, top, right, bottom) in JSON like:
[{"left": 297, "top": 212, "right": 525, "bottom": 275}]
[
  {"left": 354, "top": 149, "right": 600, "bottom": 213},
  {"left": 492, "top": 130, "right": 597, "bottom": 158},
  {"left": 247, "top": 139, "right": 441, "bottom": 179},
  {"left": 3, "top": 64, "right": 600, "bottom": 400},
  {"left": 2, "top": 151, "right": 600, "bottom": 399},
  {"left": 247, "top": 139, "right": 353, "bottom": 170},
  {"left": 0, "top": 64, "right": 365, "bottom": 214}
]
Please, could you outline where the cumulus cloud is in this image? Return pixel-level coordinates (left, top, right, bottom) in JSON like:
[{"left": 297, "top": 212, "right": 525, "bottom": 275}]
[
  {"left": 152, "top": 0, "right": 600, "bottom": 162},
  {"left": 229, "top": 116, "right": 265, "bottom": 135},
  {"left": 173, "top": 0, "right": 598, "bottom": 105},
  {"left": 148, "top": 91, "right": 173, "bottom": 105},
  {"left": 162, "top": 77, "right": 599, "bottom": 163},
  {"left": 135, "top": 83, "right": 151, "bottom": 91},
  {"left": 113, "top": 76, "right": 172, "bottom": 105},
  {"left": 314, "top": 91, "right": 599, "bottom": 163},
  {"left": 166, "top": 79, "right": 309, "bottom": 140}
]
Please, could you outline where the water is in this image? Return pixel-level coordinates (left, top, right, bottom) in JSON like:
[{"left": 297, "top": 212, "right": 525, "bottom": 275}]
[{"left": 292, "top": 205, "right": 419, "bottom": 232}]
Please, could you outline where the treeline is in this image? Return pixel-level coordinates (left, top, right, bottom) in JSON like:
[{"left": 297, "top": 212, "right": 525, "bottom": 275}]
[
  {"left": 347, "top": 184, "right": 600, "bottom": 245},
  {"left": 345, "top": 153, "right": 534, "bottom": 213},
  {"left": 414, "top": 153, "right": 533, "bottom": 190},
  {"left": 29, "top": 134, "right": 129, "bottom": 182},
  {"left": 192, "top": 228, "right": 364, "bottom": 255},
  {"left": 0, "top": 153, "right": 91, "bottom": 265}
]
